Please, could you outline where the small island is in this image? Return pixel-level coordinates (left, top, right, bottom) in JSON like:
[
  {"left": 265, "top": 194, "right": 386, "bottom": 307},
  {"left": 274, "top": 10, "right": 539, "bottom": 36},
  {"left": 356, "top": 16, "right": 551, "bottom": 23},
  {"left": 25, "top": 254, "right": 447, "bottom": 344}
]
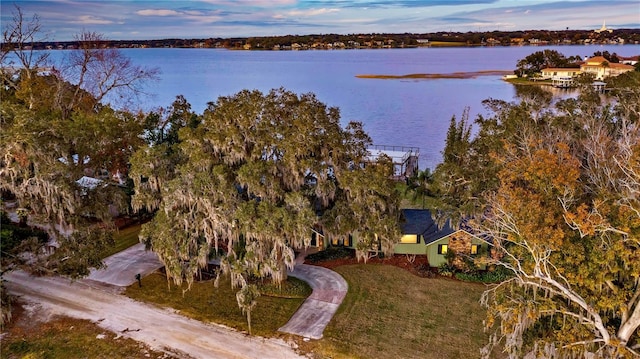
[{"left": 356, "top": 70, "right": 513, "bottom": 80}]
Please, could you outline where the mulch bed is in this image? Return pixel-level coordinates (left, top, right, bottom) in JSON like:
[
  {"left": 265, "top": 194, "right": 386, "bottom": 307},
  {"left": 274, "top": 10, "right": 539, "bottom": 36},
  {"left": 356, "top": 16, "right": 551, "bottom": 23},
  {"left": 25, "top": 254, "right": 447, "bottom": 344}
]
[{"left": 306, "top": 253, "right": 436, "bottom": 278}]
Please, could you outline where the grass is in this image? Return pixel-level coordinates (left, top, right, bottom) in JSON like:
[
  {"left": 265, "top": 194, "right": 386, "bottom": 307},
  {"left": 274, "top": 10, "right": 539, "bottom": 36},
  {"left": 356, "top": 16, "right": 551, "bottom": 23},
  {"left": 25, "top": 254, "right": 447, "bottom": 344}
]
[
  {"left": 120, "top": 255, "right": 494, "bottom": 358},
  {"left": 0, "top": 311, "right": 174, "bottom": 359},
  {"left": 102, "top": 223, "right": 142, "bottom": 258},
  {"left": 300, "top": 264, "right": 491, "bottom": 359},
  {"left": 124, "top": 271, "right": 307, "bottom": 337},
  {"left": 3, "top": 263, "right": 495, "bottom": 359},
  {"left": 504, "top": 77, "right": 552, "bottom": 86},
  {"left": 256, "top": 277, "right": 312, "bottom": 298},
  {"left": 395, "top": 182, "right": 441, "bottom": 210}
]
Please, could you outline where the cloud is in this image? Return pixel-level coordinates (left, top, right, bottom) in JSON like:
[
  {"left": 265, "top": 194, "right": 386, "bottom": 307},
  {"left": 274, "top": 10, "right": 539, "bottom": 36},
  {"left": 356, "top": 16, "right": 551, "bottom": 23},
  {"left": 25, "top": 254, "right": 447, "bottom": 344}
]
[
  {"left": 71, "top": 15, "right": 114, "bottom": 25},
  {"left": 3, "top": 0, "right": 638, "bottom": 41},
  {"left": 200, "top": 0, "right": 297, "bottom": 7},
  {"left": 286, "top": 8, "right": 340, "bottom": 17},
  {"left": 136, "top": 9, "right": 181, "bottom": 17},
  {"left": 333, "top": 0, "right": 498, "bottom": 9}
]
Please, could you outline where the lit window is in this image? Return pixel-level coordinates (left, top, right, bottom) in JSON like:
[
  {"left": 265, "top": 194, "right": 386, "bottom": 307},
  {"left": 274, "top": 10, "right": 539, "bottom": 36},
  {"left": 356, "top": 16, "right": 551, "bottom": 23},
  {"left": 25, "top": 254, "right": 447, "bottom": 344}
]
[
  {"left": 438, "top": 244, "right": 448, "bottom": 255},
  {"left": 332, "top": 238, "right": 341, "bottom": 246},
  {"left": 345, "top": 235, "right": 353, "bottom": 247},
  {"left": 400, "top": 235, "right": 418, "bottom": 244},
  {"left": 471, "top": 244, "right": 479, "bottom": 255}
]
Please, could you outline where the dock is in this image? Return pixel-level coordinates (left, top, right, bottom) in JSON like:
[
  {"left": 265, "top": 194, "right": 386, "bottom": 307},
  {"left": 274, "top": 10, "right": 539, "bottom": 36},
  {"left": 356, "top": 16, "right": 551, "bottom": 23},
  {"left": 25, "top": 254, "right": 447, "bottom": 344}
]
[{"left": 367, "top": 145, "right": 420, "bottom": 180}]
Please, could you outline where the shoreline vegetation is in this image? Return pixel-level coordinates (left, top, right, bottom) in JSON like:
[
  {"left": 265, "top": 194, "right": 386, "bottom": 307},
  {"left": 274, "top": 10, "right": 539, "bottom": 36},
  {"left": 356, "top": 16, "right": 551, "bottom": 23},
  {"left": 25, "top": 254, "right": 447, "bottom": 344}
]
[
  {"left": 20, "top": 29, "right": 639, "bottom": 51},
  {"left": 356, "top": 70, "right": 514, "bottom": 80}
]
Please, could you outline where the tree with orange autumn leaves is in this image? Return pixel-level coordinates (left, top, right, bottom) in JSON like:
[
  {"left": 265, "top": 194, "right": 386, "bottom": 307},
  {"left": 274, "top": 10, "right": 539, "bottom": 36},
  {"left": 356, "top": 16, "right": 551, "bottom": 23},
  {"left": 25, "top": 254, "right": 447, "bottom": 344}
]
[{"left": 432, "top": 81, "right": 640, "bottom": 357}]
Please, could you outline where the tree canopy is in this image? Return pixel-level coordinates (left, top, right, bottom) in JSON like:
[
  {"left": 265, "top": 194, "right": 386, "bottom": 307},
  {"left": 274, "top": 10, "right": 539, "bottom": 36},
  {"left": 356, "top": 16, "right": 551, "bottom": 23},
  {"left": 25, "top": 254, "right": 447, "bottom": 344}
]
[
  {"left": 430, "top": 75, "right": 640, "bottom": 357},
  {"left": 130, "top": 88, "right": 401, "bottom": 291},
  {"left": 515, "top": 49, "right": 582, "bottom": 77},
  {"left": 1, "top": 6, "right": 157, "bottom": 278}
]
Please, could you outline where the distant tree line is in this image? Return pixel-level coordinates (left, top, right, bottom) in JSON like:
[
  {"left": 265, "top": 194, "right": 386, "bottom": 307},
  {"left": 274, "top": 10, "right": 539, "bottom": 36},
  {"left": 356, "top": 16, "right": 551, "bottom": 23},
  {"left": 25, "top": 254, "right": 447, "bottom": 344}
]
[{"left": 6, "top": 28, "right": 640, "bottom": 51}]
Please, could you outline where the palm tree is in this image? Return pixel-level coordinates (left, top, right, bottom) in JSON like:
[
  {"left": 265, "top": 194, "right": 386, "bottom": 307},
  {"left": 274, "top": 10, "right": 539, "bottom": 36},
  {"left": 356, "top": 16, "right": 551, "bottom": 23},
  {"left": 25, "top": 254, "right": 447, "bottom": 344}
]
[
  {"left": 236, "top": 284, "right": 260, "bottom": 335},
  {"left": 405, "top": 169, "right": 434, "bottom": 209},
  {"left": 600, "top": 60, "right": 610, "bottom": 79}
]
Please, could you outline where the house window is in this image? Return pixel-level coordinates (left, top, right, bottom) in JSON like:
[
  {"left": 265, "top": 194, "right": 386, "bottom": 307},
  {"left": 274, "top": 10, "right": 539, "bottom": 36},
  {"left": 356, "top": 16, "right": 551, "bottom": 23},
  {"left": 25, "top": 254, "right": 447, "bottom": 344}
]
[
  {"left": 437, "top": 244, "right": 448, "bottom": 255},
  {"left": 311, "top": 232, "right": 317, "bottom": 247},
  {"left": 471, "top": 244, "right": 479, "bottom": 255},
  {"left": 345, "top": 235, "right": 352, "bottom": 247},
  {"left": 400, "top": 234, "right": 418, "bottom": 244},
  {"left": 331, "top": 237, "right": 352, "bottom": 247}
]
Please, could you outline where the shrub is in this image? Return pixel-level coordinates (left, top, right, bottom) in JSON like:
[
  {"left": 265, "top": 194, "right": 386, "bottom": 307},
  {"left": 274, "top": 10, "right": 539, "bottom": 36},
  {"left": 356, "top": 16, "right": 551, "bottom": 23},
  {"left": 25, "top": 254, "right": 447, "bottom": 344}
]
[
  {"left": 0, "top": 222, "right": 49, "bottom": 254},
  {"left": 454, "top": 266, "right": 513, "bottom": 283},
  {"left": 438, "top": 263, "right": 456, "bottom": 277},
  {"left": 305, "top": 247, "right": 354, "bottom": 263}
]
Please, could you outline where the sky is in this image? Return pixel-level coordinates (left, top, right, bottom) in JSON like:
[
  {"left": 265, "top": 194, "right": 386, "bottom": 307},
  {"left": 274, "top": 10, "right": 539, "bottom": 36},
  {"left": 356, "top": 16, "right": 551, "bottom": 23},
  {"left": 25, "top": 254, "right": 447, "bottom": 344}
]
[{"left": 1, "top": 0, "right": 639, "bottom": 41}]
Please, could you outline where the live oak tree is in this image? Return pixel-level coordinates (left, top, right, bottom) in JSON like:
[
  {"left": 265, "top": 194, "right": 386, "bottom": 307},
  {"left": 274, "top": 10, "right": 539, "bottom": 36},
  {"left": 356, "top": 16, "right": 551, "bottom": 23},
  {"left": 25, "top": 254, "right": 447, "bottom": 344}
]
[
  {"left": 130, "top": 88, "right": 400, "bottom": 296},
  {"left": 1, "top": 7, "right": 156, "bottom": 279}
]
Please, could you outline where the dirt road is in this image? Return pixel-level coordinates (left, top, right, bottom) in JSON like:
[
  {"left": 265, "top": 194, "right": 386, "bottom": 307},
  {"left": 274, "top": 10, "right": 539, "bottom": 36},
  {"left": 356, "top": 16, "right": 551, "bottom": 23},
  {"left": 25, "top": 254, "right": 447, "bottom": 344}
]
[{"left": 5, "top": 270, "right": 304, "bottom": 359}]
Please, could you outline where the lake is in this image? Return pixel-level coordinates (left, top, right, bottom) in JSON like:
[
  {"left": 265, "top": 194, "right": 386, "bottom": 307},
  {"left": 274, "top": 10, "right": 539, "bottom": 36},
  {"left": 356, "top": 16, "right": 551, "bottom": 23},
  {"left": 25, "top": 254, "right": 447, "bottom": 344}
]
[{"left": 54, "top": 44, "right": 640, "bottom": 170}]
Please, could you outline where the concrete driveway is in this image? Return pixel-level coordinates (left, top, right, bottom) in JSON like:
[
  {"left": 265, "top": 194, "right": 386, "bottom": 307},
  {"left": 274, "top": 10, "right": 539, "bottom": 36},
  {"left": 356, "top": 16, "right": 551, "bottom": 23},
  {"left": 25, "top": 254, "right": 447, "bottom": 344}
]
[
  {"left": 85, "top": 241, "right": 349, "bottom": 340},
  {"left": 85, "top": 243, "right": 163, "bottom": 287},
  {"left": 279, "top": 264, "right": 348, "bottom": 339}
]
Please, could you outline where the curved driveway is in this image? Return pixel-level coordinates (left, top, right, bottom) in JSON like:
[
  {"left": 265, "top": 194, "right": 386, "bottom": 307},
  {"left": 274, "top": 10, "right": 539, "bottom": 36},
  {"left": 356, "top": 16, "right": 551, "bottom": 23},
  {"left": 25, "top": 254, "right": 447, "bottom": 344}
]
[
  {"left": 11, "top": 240, "right": 348, "bottom": 348},
  {"left": 279, "top": 264, "right": 348, "bottom": 339}
]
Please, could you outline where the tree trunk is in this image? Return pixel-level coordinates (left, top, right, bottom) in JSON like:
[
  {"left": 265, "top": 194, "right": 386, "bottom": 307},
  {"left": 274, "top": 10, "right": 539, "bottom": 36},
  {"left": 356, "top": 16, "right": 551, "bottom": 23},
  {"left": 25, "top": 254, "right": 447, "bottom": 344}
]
[
  {"left": 617, "top": 300, "right": 640, "bottom": 345},
  {"left": 247, "top": 310, "right": 252, "bottom": 335}
]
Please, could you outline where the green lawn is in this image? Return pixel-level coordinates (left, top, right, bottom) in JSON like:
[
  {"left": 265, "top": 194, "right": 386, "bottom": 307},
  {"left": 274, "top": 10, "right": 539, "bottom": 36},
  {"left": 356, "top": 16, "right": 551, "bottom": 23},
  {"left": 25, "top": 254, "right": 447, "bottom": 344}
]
[
  {"left": 504, "top": 77, "right": 552, "bottom": 86},
  {"left": 3, "top": 263, "right": 493, "bottom": 358},
  {"left": 127, "top": 261, "right": 493, "bottom": 358},
  {"left": 125, "top": 272, "right": 308, "bottom": 337},
  {"left": 102, "top": 223, "right": 143, "bottom": 258},
  {"left": 302, "top": 264, "right": 491, "bottom": 359},
  {"left": 396, "top": 182, "right": 440, "bottom": 210}
]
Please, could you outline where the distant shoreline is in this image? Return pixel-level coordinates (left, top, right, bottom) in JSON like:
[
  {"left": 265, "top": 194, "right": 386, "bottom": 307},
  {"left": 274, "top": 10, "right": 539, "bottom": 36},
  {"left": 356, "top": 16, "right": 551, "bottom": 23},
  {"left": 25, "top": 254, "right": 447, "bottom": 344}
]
[{"left": 356, "top": 70, "right": 514, "bottom": 80}]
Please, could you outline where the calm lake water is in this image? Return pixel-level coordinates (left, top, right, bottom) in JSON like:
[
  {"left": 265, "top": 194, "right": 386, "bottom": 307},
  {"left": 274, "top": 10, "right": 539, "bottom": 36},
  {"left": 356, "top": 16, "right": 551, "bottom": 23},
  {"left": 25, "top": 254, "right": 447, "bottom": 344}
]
[{"left": 54, "top": 44, "right": 640, "bottom": 169}]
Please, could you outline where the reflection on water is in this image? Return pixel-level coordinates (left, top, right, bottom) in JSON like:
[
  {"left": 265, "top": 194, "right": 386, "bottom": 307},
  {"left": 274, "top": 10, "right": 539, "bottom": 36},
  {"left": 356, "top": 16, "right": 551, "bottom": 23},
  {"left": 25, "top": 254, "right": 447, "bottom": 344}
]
[{"left": 41, "top": 44, "right": 639, "bottom": 170}]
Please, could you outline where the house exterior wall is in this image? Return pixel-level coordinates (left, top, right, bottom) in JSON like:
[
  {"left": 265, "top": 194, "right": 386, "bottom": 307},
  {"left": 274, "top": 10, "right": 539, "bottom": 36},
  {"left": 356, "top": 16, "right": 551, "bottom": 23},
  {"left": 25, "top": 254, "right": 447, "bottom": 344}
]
[
  {"left": 541, "top": 68, "right": 580, "bottom": 78},
  {"left": 426, "top": 238, "right": 449, "bottom": 268},
  {"left": 580, "top": 57, "right": 634, "bottom": 80},
  {"left": 394, "top": 240, "right": 427, "bottom": 255},
  {"left": 425, "top": 232, "right": 488, "bottom": 269}
]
